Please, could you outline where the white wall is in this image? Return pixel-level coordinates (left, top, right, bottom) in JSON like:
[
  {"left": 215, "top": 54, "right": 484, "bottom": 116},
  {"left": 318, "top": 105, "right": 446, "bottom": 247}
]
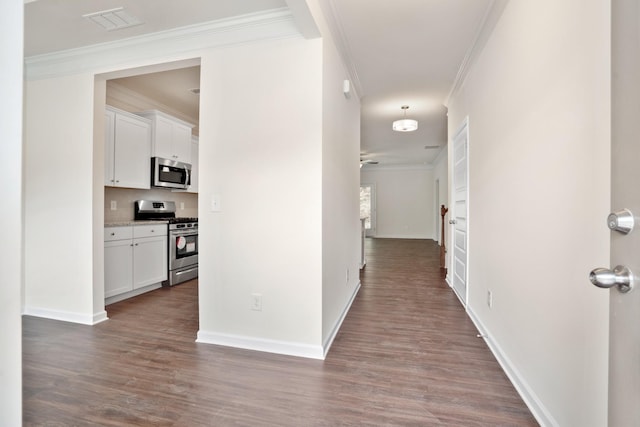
[
  {"left": 196, "top": 38, "right": 325, "bottom": 357},
  {"left": 0, "top": 0, "right": 23, "bottom": 423},
  {"left": 24, "top": 74, "right": 107, "bottom": 325},
  {"left": 22, "top": 5, "right": 361, "bottom": 361},
  {"left": 447, "top": 1, "right": 610, "bottom": 425},
  {"left": 360, "top": 167, "right": 434, "bottom": 239},
  {"left": 310, "top": 0, "right": 362, "bottom": 351}
]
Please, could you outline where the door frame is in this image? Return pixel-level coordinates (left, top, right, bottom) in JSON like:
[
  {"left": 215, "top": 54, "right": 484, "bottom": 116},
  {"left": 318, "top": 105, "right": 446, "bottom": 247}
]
[{"left": 360, "top": 183, "right": 376, "bottom": 237}]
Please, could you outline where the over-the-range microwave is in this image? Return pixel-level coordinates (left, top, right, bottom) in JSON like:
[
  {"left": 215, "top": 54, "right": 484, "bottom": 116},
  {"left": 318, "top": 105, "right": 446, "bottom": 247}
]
[{"left": 151, "top": 157, "right": 191, "bottom": 190}]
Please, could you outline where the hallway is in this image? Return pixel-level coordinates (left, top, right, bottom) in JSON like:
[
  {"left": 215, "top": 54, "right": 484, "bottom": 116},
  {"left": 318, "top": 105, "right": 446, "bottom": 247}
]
[{"left": 23, "top": 238, "right": 536, "bottom": 426}]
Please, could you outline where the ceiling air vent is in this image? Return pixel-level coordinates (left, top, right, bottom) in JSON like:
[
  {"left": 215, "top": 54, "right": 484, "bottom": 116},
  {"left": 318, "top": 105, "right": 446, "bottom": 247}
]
[{"left": 83, "top": 7, "right": 142, "bottom": 32}]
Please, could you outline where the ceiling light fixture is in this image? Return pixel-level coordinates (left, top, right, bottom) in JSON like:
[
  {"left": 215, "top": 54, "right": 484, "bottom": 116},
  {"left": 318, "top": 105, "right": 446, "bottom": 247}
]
[{"left": 392, "top": 105, "right": 418, "bottom": 132}]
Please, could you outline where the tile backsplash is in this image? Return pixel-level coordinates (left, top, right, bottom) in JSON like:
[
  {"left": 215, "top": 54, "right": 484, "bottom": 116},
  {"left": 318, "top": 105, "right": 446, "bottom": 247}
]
[{"left": 105, "top": 187, "right": 198, "bottom": 222}]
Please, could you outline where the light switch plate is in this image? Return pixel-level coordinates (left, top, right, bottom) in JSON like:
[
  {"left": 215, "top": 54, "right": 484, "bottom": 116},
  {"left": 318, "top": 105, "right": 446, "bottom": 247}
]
[
  {"left": 211, "top": 194, "right": 221, "bottom": 212},
  {"left": 110, "top": 200, "right": 117, "bottom": 210}
]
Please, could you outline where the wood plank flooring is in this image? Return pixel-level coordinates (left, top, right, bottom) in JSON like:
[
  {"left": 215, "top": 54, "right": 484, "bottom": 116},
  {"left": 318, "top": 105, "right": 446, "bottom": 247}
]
[{"left": 23, "top": 238, "right": 537, "bottom": 426}]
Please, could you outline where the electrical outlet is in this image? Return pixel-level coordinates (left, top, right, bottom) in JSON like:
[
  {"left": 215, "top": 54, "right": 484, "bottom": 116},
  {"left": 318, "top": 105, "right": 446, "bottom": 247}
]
[
  {"left": 487, "top": 290, "right": 493, "bottom": 308},
  {"left": 110, "top": 200, "right": 117, "bottom": 210},
  {"left": 251, "top": 293, "right": 262, "bottom": 311}
]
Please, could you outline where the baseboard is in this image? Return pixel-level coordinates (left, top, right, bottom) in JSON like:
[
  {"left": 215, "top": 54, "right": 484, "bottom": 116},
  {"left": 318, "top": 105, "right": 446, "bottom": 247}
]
[
  {"left": 373, "top": 235, "right": 436, "bottom": 240},
  {"left": 105, "top": 283, "right": 163, "bottom": 306},
  {"left": 322, "top": 281, "right": 361, "bottom": 358},
  {"left": 196, "top": 330, "right": 325, "bottom": 360},
  {"left": 22, "top": 306, "right": 108, "bottom": 326},
  {"left": 466, "top": 306, "right": 558, "bottom": 427}
]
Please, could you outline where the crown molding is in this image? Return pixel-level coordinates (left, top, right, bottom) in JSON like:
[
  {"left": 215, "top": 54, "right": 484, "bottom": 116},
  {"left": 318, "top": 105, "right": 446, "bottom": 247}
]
[
  {"left": 318, "top": 0, "right": 363, "bottom": 99},
  {"left": 25, "top": 8, "right": 300, "bottom": 80},
  {"left": 444, "top": 0, "right": 509, "bottom": 106}
]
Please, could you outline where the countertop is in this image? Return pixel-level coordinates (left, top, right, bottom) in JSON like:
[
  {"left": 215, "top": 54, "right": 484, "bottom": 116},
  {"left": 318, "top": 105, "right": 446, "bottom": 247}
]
[{"left": 105, "top": 220, "right": 169, "bottom": 227}]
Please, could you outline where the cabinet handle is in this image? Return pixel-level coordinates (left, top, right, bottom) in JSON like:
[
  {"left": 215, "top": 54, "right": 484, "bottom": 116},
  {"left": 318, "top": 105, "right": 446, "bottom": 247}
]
[
  {"left": 130, "top": 244, "right": 134, "bottom": 247},
  {"left": 110, "top": 232, "right": 115, "bottom": 236},
  {"left": 135, "top": 243, "right": 139, "bottom": 246},
  {"left": 151, "top": 229, "right": 155, "bottom": 232}
]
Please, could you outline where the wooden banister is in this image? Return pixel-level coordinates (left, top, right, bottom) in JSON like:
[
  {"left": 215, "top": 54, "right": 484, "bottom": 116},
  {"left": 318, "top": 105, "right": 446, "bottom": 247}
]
[{"left": 440, "top": 204, "right": 448, "bottom": 274}]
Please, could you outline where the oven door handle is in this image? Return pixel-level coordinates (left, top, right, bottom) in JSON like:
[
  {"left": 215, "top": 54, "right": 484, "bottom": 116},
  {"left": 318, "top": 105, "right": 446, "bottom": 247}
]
[{"left": 171, "top": 230, "right": 198, "bottom": 237}]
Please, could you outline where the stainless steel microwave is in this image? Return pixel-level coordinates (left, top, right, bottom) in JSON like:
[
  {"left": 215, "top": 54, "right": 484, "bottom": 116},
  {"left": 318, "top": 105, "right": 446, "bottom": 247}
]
[{"left": 151, "top": 157, "right": 191, "bottom": 189}]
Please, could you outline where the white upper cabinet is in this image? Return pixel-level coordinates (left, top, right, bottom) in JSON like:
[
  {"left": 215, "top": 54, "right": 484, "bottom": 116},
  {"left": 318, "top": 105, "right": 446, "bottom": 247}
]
[
  {"left": 137, "top": 110, "right": 194, "bottom": 164},
  {"left": 105, "top": 106, "right": 152, "bottom": 189}
]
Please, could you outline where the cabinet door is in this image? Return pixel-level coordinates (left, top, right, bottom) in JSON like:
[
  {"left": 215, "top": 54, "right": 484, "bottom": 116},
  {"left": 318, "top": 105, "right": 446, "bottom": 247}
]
[
  {"left": 104, "top": 239, "right": 133, "bottom": 298},
  {"left": 113, "top": 114, "right": 151, "bottom": 189},
  {"left": 153, "top": 115, "right": 175, "bottom": 160},
  {"left": 172, "top": 123, "right": 192, "bottom": 164},
  {"left": 104, "top": 109, "right": 116, "bottom": 186},
  {"left": 188, "top": 137, "right": 198, "bottom": 193},
  {"left": 133, "top": 236, "right": 167, "bottom": 289}
]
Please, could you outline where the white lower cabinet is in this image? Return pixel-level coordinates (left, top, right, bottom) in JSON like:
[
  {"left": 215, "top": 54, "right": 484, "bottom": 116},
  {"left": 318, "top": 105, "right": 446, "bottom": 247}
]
[{"left": 104, "top": 225, "right": 167, "bottom": 300}]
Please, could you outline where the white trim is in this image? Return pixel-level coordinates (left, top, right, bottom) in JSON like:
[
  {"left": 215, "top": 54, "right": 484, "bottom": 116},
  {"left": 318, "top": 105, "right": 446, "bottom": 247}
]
[
  {"left": 284, "top": 0, "right": 321, "bottom": 39},
  {"left": 362, "top": 164, "right": 434, "bottom": 172},
  {"left": 25, "top": 8, "right": 300, "bottom": 80},
  {"left": 196, "top": 279, "right": 362, "bottom": 360},
  {"left": 322, "top": 281, "right": 361, "bottom": 357},
  {"left": 104, "top": 283, "right": 163, "bottom": 306},
  {"left": 467, "top": 306, "right": 558, "bottom": 427},
  {"left": 373, "top": 234, "right": 434, "bottom": 240},
  {"left": 445, "top": 0, "right": 509, "bottom": 106},
  {"left": 319, "top": 0, "right": 364, "bottom": 99},
  {"left": 450, "top": 117, "right": 470, "bottom": 307},
  {"left": 196, "top": 330, "right": 325, "bottom": 360},
  {"left": 23, "top": 307, "right": 109, "bottom": 325}
]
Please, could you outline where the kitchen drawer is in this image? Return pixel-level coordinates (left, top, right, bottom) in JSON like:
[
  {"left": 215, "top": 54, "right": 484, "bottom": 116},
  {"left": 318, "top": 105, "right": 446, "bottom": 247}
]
[
  {"left": 134, "top": 224, "right": 167, "bottom": 238},
  {"left": 104, "top": 226, "right": 133, "bottom": 242},
  {"left": 104, "top": 227, "right": 133, "bottom": 242}
]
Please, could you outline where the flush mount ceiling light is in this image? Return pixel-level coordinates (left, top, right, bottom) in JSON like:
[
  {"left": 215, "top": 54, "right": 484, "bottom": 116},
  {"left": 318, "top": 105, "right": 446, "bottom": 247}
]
[
  {"left": 392, "top": 105, "right": 418, "bottom": 132},
  {"left": 83, "top": 7, "right": 142, "bottom": 32}
]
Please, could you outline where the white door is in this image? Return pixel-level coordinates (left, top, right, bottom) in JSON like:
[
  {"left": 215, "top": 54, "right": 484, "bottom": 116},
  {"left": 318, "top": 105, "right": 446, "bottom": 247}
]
[
  {"left": 360, "top": 184, "right": 376, "bottom": 237},
  {"left": 604, "top": 2, "right": 640, "bottom": 424},
  {"left": 450, "top": 119, "right": 469, "bottom": 304}
]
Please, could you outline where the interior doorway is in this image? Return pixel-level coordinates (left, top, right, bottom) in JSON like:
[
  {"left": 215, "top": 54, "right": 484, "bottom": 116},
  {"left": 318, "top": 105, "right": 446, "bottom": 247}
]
[{"left": 360, "top": 184, "right": 376, "bottom": 237}]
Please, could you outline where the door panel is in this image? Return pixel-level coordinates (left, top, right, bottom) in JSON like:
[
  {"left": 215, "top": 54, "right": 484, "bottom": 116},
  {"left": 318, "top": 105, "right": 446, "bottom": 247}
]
[
  {"left": 609, "top": 1, "right": 640, "bottom": 424},
  {"left": 451, "top": 120, "right": 469, "bottom": 303}
]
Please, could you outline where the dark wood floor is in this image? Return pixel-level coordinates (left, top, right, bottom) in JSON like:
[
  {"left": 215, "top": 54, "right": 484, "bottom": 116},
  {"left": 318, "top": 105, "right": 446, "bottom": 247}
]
[{"left": 23, "top": 238, "right": 537, "bottom": 426}]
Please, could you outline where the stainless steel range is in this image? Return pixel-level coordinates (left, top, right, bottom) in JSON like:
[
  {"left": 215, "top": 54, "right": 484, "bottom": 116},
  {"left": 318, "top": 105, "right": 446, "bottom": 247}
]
[{"left": 135, "top": 200, "right": 198, "bottom": 286}]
